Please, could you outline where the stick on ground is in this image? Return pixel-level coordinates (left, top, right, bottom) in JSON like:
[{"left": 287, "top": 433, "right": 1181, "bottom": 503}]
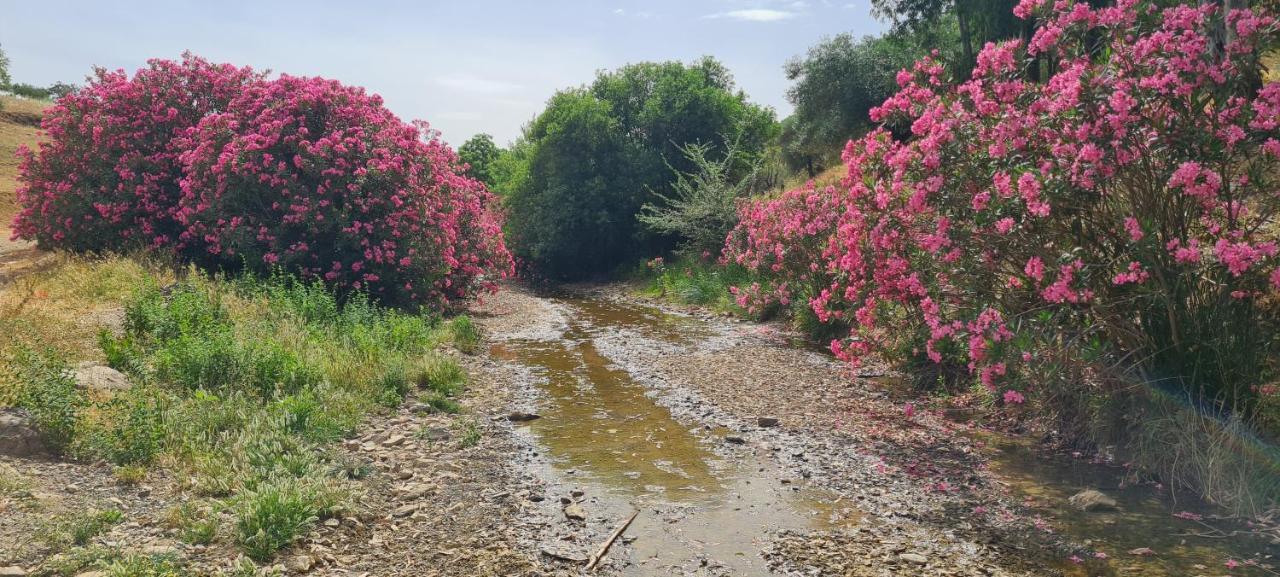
[{"left": 585, "top": 509, "right": 640, "bottom": 572}]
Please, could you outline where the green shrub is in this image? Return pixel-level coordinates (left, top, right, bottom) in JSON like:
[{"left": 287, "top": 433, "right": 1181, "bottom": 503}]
[{"left": 14, "top": 349, "right": 86, "bottom": 453}]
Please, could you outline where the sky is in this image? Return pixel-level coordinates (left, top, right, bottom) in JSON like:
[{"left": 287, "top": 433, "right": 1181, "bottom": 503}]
[{"left": 1, "top": 1, "right": 889, "bottom": 147}]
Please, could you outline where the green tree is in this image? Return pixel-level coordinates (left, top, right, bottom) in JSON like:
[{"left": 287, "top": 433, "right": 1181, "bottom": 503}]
[
  {"left": 870, "top": 0, "right": 1022, "bottom": 76},
  {"left": 503, "top": 58, "right": 777, "bottom": 278},
  {"left": 457, "top": 133, "right": 500, "bottom": 188},
  {"left": 782, "top": 33, "right": 919, "bottom": 175},
  {"left": 504, "top": 90, "right": 647, "bottom": 278},
  {"left": 0, "top": 44, "right": 11, "bottom": 89}
]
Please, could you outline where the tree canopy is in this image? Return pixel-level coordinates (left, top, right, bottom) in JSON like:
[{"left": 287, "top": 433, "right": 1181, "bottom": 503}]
[{"left": 500, "top": 58, "right": 777, "bottom": 278}]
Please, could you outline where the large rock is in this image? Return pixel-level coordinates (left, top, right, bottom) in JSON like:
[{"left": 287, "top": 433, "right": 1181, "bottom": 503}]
[
  {"left": 72, "top": 362, "right": 131, "bottom": 393},
  {"left": 0, "top": 408, "right": 46, "bottom": 457},
  {"left": 1069, "top": 489, "right": 1118, "bottom": 512}
]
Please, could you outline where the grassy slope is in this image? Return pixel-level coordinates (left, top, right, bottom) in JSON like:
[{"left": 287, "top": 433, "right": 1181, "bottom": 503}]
[{"left": 0, "top": 96, "right": 50, "bottom": 225}]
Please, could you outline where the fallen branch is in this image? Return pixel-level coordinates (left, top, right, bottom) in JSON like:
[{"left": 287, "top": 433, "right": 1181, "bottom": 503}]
[{"left": 585, "top": 509, "right": 640, "bottom": 572}]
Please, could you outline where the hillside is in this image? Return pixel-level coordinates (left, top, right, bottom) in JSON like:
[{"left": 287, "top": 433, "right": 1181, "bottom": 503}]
[{"left": 0, "top": 96, "right": 48, "bottom": 224}]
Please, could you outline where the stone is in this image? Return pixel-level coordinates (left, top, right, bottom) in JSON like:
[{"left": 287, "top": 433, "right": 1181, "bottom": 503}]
[
  {"left": 0, "top": 408, "right": 46, "bottom": 457},
  {"left": 381, "top": 434, "right": 406, "bottom": 447},
  {"left": 391, "top": 504, "right": 417, "bottom": 518},
  {"left": 1128, "top": 547, "right": 1156, "bottom": 557},
  {"left": 899, "top": 553, "right": 928, "bottom": 565},
  {"left": 285, "top": 554, "right": 314, "bottom": 573},
  {"left": 72, "top": 362, "right": 132, "bottom": 393},
  {"left": 73, "top": 572, "right": 105, "bottom": 577},
  {"left": 724, "top": 435, "right": 746, "bottom": 445},
  {"left": 1068, "top": 489, "right": 1118, "bottom": 512},
  {"left": 757, "top": 416, "right": 780, "bottom": 428},
  {"left": 540, "top": 546, "right": 588, "bottom": 563},
  {"left": 570, "top": 489, "right": 584, "bottom": 498},
  {"left": 563, "top": 503, "right": 587, "bottom": 521},
  {"left": 507, "top": 412, "right": 541, "bottom": 422},
  {"left": 0, "top": 567, "right": 26, "bottom": 577}
]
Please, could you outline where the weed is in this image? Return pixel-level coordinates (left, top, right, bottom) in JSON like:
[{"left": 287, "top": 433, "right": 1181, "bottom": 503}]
[
  {"left": 113, "top": 464, "right": 147, "bottom": 486},
  {"left": 102, "top": 552, "right": 187, "bottom": 577},
  {"left": 166, "top": 502, "right": 219, "bottom": 546},
  {"left": 447, "top": 316, "right": 480, "bottom": 354},
  {"left": 456, "top": 418, "right": 481, "bottom": 449},
  {"left": 13, "top": 348, "right": 86, "bottom": 452},
  {"left": 233, "top": 478, "right": 341, "bottom": 561},
  {"left": 40, "top": 509, "right": 125, "bottom": 550}
]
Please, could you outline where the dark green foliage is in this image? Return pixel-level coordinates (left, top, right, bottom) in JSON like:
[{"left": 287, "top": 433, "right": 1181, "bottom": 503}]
[
  {"left": 501, "top": 58, "right": 778, "bottom": 278},
  {"left": 870, "top": 0, "right": 1022, "bottom": 76},
  {"left": 458, "top": 133, "right": 501, "bottom": 188},
  {"left": 782, "top": 33, "right": 921, "bottom": 174}
]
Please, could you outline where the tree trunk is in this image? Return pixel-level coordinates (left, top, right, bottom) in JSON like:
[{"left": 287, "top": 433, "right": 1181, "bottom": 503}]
[{"left": 956, "top": 3, "right": 975, "bottom": 77}]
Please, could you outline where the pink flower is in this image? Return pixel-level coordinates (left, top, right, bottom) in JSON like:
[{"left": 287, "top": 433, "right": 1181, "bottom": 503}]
[{"left": 1003, "top": 389, "right": 1027, "bottom": 404}]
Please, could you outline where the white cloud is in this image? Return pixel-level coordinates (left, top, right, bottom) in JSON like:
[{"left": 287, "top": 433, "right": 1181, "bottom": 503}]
[
  {"left": 705, "top": 8, "right": 798, "bottom": 21},
  {"left": 434, "top": 74, "right": 524, "bottom": 95}
]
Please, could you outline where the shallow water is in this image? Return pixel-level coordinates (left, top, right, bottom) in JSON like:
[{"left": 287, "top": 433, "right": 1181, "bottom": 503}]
[
  {"left": 976, "top": 432, "right": 1277, "bottom": 576},
  {"left": 495, "top": 292, "right": 1275, "bottom": 576},
  {"left": 494, "top": 294, "right": 856, "bottom": 576}
]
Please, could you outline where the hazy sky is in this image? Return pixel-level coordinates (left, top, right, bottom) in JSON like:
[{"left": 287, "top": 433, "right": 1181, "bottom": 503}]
[{"left": 1, "top": 1, "right": 888, "bottom": 146}]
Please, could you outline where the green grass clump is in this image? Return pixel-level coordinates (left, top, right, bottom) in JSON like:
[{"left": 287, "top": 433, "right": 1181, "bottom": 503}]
[
  {"left": 233, "top": 478, "right": 342, "bottom": 562},
  {"left": 40, "top": 509, "right": 124, "bottom": 550},
  {"left": 639, "top": 256, "right": 756, "bottom": 311},
  {"left": 9, "top": 268, "right": 470, "bottom": 562}
]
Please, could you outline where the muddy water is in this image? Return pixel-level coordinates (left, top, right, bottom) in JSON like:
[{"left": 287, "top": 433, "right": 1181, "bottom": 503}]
[
  {"left": 493, "top": 292, "right": 1275, "bottom": 575},
  {"left": 493, "top": 295, "right": 855, "bottom": 575},
  {"left": 979, "top": 433, "right": 1278, "bottom": 577}
]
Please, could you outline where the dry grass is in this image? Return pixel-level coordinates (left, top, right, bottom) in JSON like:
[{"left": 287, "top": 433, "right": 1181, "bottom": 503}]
[
  {"left": 780, "top": 162, "right": 845, "bottom": 192},
  {"left": 0, "top": 255, "right": 178, "bottom": 404},
  {"left": 0, "top": 95, "right": 49, "bottom": 224}
]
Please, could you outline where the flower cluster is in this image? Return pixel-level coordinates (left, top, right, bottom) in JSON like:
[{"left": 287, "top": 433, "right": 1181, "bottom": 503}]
[
  {"left": 13, "top": 53, "right": 262, "bottom": 250},
  {"left": 13, "top": 54, "right": 512, "bottom": 308},
  {"left": 726, "top": 0, "right": 1280, "bottom": 409}
]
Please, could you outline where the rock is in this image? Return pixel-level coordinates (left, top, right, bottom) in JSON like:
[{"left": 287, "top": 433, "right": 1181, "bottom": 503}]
[
  {"left": 1128, "top": 547, "right": 1156, "bottom": 557},
  {"left": 507, "top": 412, "right": 541, "bottom": 422},
  {"left": 323, "top": 518, "right": 340, "bottom": 527},
  {"left": 563, "top": 503, "right": 587, "bottom": 521},
  {"left": 724, "top": 435, "right": 746, "bottom": 445},
  {"left": 1068, "top": 489, "right": 1118, "bottom": 512},
  {"left": 0, "top": 408, "right": 46, "bottom": 457},
  {"left": 72, "top": 362, "right": 132, "bottom": 392},
  {"left": 73, "top": 572, "right": 105, "bottom": 577},
  {"left": 0, "top": 567, "right": 26, "bottom": 577},
  {"left": 540, "top": 546, "right": 588, "bottom": 563},
  {"left": 757, "top": 416, "right": 780, "bottom": 428},
  {"left": 381, "top": 434, "right": 406, "bottom": 447},
  {"left": 899, "top": 553, "right": 928, "bottom": 565},
  {"left": 391, "top": 504, "right": 417, "bottom": 518},
  {"left": 570, "top": 489, "right": 584, "bottom": 498},
  {"left": 285, "top": 554, "right": 314, "bottom": 573}
]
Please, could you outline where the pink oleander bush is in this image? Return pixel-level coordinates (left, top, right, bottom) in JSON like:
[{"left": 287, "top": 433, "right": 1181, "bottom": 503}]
[
  {"left": 727, "top": 0, "right": 1280, "bottom": 421},
  {"left": 13, "top": 55, "right": 512, "bottom": 308},
  {"left": 175, "top": 75, "right": 511, "bottom": 307},
  {"left": 13, "top": 53, "right": 262, "bottom": 250}
]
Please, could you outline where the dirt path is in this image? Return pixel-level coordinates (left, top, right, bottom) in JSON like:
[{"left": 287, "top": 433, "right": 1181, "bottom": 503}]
[
  {"left": 0, "top": 226, "right": 50, "bottom": 284},
  {"left": 466, "top": 285, "right": 1054, "bottom": 577}
]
